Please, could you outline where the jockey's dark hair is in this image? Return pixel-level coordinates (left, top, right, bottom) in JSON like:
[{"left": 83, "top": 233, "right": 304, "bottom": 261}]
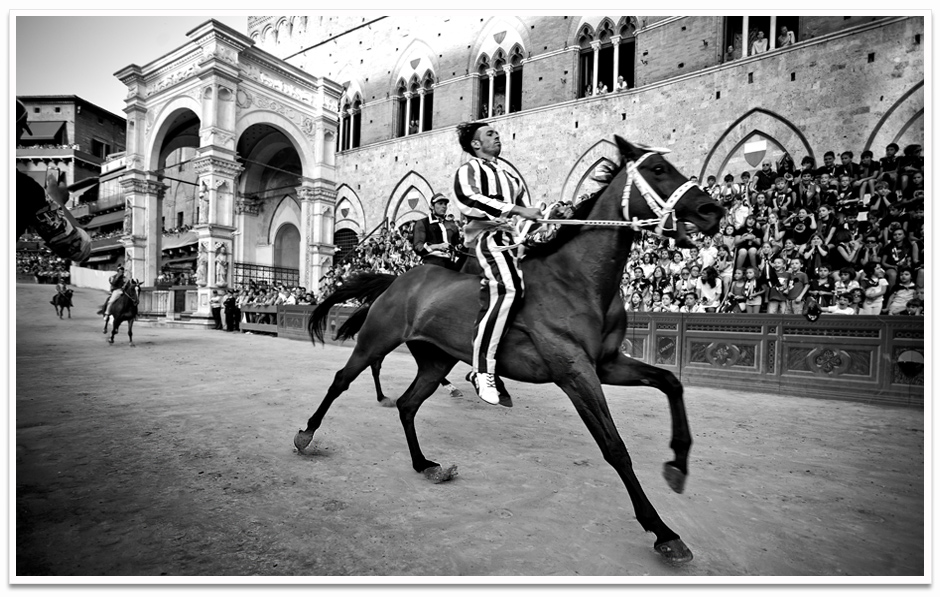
[{"left": 456, "top": 121, "right": 488, "bottom": 155}]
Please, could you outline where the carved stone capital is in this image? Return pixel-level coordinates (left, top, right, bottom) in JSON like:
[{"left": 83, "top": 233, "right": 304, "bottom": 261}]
[
  {"left": 192, "top": 155, "right": 243, "bottom": 178},
  {"left": 235, "top": 194, "right": 263, "bottom": 215},
  {"left": 119, "top": 178, "right": 167, "bottom": 196}
]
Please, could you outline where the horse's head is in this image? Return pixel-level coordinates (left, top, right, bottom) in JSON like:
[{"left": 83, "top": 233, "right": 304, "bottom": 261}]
[
  {"left": 612, "top": 136, "right": 724, "bottom": 248},
  {"left": 123, "top": 279, "right": 141, "bottom": 302}
]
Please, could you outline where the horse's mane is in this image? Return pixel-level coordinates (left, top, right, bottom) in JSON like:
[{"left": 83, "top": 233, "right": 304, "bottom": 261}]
[{"left": 523, "top": 163, "right": 626, "bottom": 259}]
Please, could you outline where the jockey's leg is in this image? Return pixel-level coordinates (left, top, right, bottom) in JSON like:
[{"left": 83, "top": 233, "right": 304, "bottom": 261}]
[{"left": 471, "top": 231, "right": 523, "bottom": 405}]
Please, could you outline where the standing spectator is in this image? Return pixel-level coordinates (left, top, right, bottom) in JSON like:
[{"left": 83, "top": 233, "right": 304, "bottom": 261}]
[
  {"left": 857, "top": 231, "right": 882, "bottom": 269},
  {"left": 726, "top": 268, "right": 748, "bottom": 313},
  {"left": 828, "top": 228, "right": 862, "bottom": 273},
  {"left": 751, "top": 192, "right": 772, "bottom": 228},
  {"left": 763, "top": 256, "right": 790, "bottom": 314},
  {"left": 859, "top": 262, "right": 888, "bottom": 315},
  {"left": 734, "top": 215, "right": 763, "bottom": 269},
  {"left": 743, "top": 266, "right": 764, "bottom": 314},
  {"left": 209, "top": 290, "right": 223, "bottom": 330},
  {"left": 777, "top": 26, "right": 795, "bottom": 47},
  {"left": 223, "top": 289, "right": 239, "bottom": 332},
  {"left": 616, "top": 75, "right": 628, "bottom": 91},
  {"left": 801, "top": 234, "right": 829, "bottom": 279},
  {"left": 717, "top": 174, "right": 743, "bottom": 208},
  {"left": 763, "top": 212, "right": 786, "bottom": 250},
  {"left": 626, "top": 291, "right": 645, "bottom": 312},
  {"left": 784, "top": 258, "right": 810, "bottom": 315},
  {"left": 834, "top": 267, "right": 861, "bottom": 296},
  {"left": 698, "top": 235, "right": 718, "bottom": 270},
  {"left": 714, "top": 245, "right": 735, "bottom": 295},
  {"left": 848, "top": 288, "right": 865, "bottom": 314},
  {"left": 727, "top": 195, "right": 751, "bottom": 230},
  {"left": 784, "top": 208, "right": 817, "bottom": 249},
  {"left": 792, "top": 171, "right": 819, "bottom": 213}
]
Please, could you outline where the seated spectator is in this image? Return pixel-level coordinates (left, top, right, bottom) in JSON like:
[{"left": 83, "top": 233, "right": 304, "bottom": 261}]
[
  {"left": 834, "top": 266, "right": 861, "bottom": 296},
  {"left": 854, "top": 150, "right": 882, "bottom": 200},
  {"left": 898, "top": 144, "right": 923, "bottom": 192},
  {"left": 878, "top": 143, "right": 901, "bottom": 190},
  {"left": 884, "top": 267, "right": 917, "bottom": 315},
  {"left": 822, "top": 292, "right": 857, "bottom": 315},
  {"left": 697, "top": 266, "right": 723, "bottom": 313},
  {"left": 879, "top": 225, "right": 919, "bottom": 289},
  {"left": 858, "top": 262, "right": 888, "bottom": 315},
  {"left": 678, "top": 293, "right": 706, "bottom": 313}
]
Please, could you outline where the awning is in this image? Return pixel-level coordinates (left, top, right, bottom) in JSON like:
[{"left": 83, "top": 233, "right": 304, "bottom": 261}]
[
  {"left": 87, "top": 211, "right": 125, "bottom": 228},
  {"left": 21, "top": 121, "right": 65, "bottom": 142},
  {"left": 162, "top": 256, "right": 196, "bottom": 266},
  {"left": 84, "top": 255, "right": 115, "bottom": 264},
  {"left": 162, "top": 230, "right": 198, "bottom": 250}
]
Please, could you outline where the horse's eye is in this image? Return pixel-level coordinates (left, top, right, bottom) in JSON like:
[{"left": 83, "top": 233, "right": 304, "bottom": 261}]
[{"left": 652, "top": 165, "right": 665, "bottom": 175}]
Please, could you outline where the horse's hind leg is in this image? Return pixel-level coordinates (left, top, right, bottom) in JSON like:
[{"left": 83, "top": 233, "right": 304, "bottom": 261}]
[
  {"left": 109, "top": 321, "right": 118, "bottom": 344},
  {"left": 395, "top": 341, "right": 459, "bottom": 482},
  {"left": 127, "top": 319, "right": 135, "bottom": 347},
  {"left": 371, "top": 356, "right": 392, "bottom": 406},
  {"left": 294, "top": 340, "right": 396, "bottom": 454},
  {"left": 598, "top": 351, "right": 690, "bottom": 493}
]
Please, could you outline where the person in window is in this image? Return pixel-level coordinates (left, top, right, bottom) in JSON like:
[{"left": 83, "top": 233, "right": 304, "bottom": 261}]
[
  {"left": 778, "top": 26, "right": 795, "bottom": 47},
  {"left": 597, "top": 83, "right": 609, "bottom": 95},
  {"left": 408, "top": 120, "right": 419, "bottom": 135},
  {"left": 616, "top": 75, "right": 628, "bottom": 91},
  {"left": 750, "top": 30, "right": 769, "bottom": 55},
  {"left": 584, "top": 84, "right": 593, "bottom": 97}
]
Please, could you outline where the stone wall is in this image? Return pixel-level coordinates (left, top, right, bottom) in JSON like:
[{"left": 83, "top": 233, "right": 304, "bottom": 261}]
[{"left": 324, "top": 17, "right": 923, "bottom": 232}]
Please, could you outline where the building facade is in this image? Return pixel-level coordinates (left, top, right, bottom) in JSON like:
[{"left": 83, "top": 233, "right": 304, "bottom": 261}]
[{"left": 113, "top": 15, "right": 923, "bottom": 316}]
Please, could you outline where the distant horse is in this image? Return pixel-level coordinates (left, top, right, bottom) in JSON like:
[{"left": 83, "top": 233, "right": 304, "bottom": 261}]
[
  {"left": 51, "top": 289, "right": 73, "bottom": 319},
  {"left": 103, "top": 279, "right": 140, "bottom": 346},
  {"left": 298, "top": 137, "right": 723, "bottom": 564}
]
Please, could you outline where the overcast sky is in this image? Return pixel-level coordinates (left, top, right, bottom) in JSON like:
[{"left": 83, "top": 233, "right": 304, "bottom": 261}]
[{"left": 14, "top": 14, "right": 249, "bottom": 117}]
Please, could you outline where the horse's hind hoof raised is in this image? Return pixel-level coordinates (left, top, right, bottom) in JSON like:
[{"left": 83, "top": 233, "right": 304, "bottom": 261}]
[
  {"left": 422, "top": 464, "right": 458, "bottom": 483},
  {"left": 294, "top": 429, "right": 315, "bottom": 454},
  {"left": 663, "top": 463, "right": 687, "bottom": 494},
  {"left": 378, "top": 396, "right": 397, "bottom": 408},
  {"left": 654, "top": 538, "right": 693, "bottom": 564}
]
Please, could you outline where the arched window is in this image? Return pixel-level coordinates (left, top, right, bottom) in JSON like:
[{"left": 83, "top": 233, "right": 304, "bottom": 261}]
[
  {"left": 396, "top": 79, "right": 408, "bottom": 138},
  {"left": 333, "top": 228, "right": 360, "bottom": 264},
  {"left": 477, "top": 55, "right": 491, "bottom": 119},
  {"left": 397, "top": 76, "right": 425, "bottom": 138},
  {"left": 274, "top": 223, "right": 300, "bottom": 270},
  {"left": 579, "top": 18, "right": 636, "bottom": 97},
  {"left": 337, "top": 94, "right": 361, "bottom": 151},
  {"left": 421, "top": 72, "right": 435, "bottom": 132}
]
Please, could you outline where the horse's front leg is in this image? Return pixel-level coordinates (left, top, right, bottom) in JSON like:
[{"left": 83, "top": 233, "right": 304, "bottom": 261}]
[
  {"left": 554, "top": 357, "right": 692, "bottom": 564},
  {"left": 127, "top": 319, "right": 135, "bottom": 347},
  {"left": 598, "top": 351, "right": 690, "bottom": 493}
]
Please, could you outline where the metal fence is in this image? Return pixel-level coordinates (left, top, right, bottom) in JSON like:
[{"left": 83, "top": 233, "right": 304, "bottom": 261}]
[{"left": 232, "top": 262, "right": 299, "bottom": 287}]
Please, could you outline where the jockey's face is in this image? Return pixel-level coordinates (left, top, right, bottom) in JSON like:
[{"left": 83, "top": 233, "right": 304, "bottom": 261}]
[{"left": 472, "top": 126, "right": 501, "bottom": 160}]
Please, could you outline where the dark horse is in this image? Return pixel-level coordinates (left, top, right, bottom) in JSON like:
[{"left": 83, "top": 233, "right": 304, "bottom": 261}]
[
  {"left": 103, "top": 279, "right": 140, "bottom": 346},
  {"left": 298, "top": 137, "right": 723, "bottom": 563},
  {"left": 51, "top": 289, "right": 73, "bottom": 319}
]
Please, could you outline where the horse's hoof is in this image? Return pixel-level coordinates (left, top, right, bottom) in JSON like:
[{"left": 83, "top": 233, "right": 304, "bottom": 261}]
[
  {"left": 663, "top": 463, "right": 687, "bottom": 494},
  {"left": 422, "top": 464, "right": 458, "bottom": 483},
  {"left": 378, "top": 396, "right": 397, "bottom": 408},
  {"left": 498, "top": 395, "right": 513, "bottom": 408},
  {"left": 654, "top": 539, "right": 693, "bottom": 564},
  {"left": 294, "top": 430, "right": 315, "bottom": 454}
]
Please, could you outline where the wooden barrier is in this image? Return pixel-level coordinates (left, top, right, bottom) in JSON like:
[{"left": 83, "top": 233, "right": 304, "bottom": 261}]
[{"left": 241, "top": 305, "right": 279, "bottom": 334}]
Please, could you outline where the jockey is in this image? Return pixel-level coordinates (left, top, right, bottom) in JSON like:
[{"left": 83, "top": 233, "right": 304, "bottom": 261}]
[
  {"left": 98, "top": 266, "right": 126, "bottom": 318},
  {"left": 453, "top": 122, "right": 542, "bottom": 405}
]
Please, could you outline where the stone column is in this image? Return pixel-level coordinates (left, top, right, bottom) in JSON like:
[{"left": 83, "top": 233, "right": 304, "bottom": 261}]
[
  {"left": 337, "top": 105, "right": 345, "bottom": 150},
  {"left": 298, "top": 184, "right": 336, "bottom": 291},
  {"left": 611, "top": 35, "right": 622, "bottom": 87},
  {"left": 192, "top": 155, "right": 242, "bottom": 315},
  {"left": 349, "top": 108, "right": 358, "bottom": 148},
  {"left": 486, "top": 69, "right": 495, "bottom": 117},
  {"left": 404, "top": 92, "right": 413, "bottom": 136},
  {"left": 591, "top": 41, "right": 601, "bottom": 94},
  {"left": 119, "top": 175, "right": 166, "bottom": 286},
  {"left": 769, "top": 16, "right": 777, "bottom": 50},
  {"left": 502, "top": 65, "right": 512, "bottom": 113},
  {"left": 742, "top": 16, "right": 750, "bottom": 58},
  {"left": 417, "top": 88, "right": 426, "bottom": 133}
]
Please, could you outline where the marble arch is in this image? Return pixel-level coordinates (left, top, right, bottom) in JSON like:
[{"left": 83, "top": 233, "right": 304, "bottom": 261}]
[
  {"left": 334, "top": 184, "right": 366, "bottom": 235},
  {"left": 865, "top": 81, "right": 924, "bottom": 153},
  {"left": 385, "top": 171, "right": 435, "bottom": 225}
]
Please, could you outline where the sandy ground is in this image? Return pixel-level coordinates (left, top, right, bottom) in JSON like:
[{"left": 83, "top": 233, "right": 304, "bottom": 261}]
[{"left": 13, "top": 283, "right": 926, "bottom": 578}]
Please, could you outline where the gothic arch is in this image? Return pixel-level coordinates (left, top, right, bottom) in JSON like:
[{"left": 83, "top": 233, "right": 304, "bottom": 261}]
[
  {"left": 560, "top": 139, "right": 621, "bottom": 203},
  {"left": 385, "top": 170, "right": 435, "bottom": 224},
  {"left": 388, "top": 38, "right": 440, "bottom": 91},
  {"left": 334, "top": 183, "right": 366, "bottom": 235},
  {"left": 865, "top": 81, "right": 925, "bottom": 153},
  {"left": 698, "top": 107, "right": 812, "bottom": 181},
  {"left": 265, "top": 194, "right": 302, "bottom": 246},
  {"left": 568, "top": 16, "right": 637, "bottom": 47},
  {"left": 467, "top": 17, "right": 531, "bottom": 73}
]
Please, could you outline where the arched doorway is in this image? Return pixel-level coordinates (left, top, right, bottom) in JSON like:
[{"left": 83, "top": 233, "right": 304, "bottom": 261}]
[
  {"left": 274, "top": 223, "right": 300, "bottom": 270},
  {"left": 333, "top": 228, "right": 360, "bottom": 264}
]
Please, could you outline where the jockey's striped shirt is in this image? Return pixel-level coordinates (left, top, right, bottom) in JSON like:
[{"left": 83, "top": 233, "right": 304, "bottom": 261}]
[{"left": 453, "top": 157, "right": 529, "bottom": 219}]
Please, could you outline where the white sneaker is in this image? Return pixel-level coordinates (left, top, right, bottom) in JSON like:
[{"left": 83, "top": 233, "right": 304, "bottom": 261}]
[{"left": 471, "top": 372, "right": 500, "bottom": 405}]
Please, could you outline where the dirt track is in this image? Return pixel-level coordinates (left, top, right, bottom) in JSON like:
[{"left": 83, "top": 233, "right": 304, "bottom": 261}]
[{"left": 14, "top": 283, "right": 925, "bottom": 578}]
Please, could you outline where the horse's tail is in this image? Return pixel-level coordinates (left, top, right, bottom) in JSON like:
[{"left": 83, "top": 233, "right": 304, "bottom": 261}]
[
  {"left": 308, "top": 272, "right": 398, "bottom": 344},
  {"left": 335, "top": 305, "right": 370, "bottom": 341}
]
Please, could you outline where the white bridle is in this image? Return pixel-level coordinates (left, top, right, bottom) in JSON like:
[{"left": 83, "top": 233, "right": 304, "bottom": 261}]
[{"left": 621, "top": 150, "right": 699, "bottom": 236}]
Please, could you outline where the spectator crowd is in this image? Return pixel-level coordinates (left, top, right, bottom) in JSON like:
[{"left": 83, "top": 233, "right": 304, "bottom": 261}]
[{"left": 16, "top": 247, "right": 71, "bottom": 283}]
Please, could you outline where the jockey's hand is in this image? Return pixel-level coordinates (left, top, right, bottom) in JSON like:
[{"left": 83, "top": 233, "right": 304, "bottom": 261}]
[
  {"left": 511, "top": 205, "right": 543, "bottom": 221},
  {"left": 557, "top": 204, "right": 574, "bottom": 219}
]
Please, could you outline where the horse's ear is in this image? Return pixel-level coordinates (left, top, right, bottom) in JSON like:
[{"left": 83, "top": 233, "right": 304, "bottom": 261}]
[{"left": 614, "top": 136, "right": 642, "bottom": 162}]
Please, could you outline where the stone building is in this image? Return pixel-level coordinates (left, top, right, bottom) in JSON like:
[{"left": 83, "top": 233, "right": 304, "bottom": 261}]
[{"left": 114, "top": 15, "right": 924, "bottom": 318}]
